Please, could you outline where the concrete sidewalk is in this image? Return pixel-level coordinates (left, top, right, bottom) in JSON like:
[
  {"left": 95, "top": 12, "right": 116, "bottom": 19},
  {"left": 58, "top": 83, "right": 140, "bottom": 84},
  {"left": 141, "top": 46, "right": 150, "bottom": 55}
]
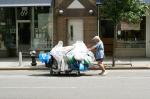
[
  {"left": 0, "top": 57, "right": 150, "bottom": 70},
  {"left": 102, "top": 57, "right": 150, "bottom": 69},
  {"left": 0, "top": 58, "right": 47, "bottom": 70}
]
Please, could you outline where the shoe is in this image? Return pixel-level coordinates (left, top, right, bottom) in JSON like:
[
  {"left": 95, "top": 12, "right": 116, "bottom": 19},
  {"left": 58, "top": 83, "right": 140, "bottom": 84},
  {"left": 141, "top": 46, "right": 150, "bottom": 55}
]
[{"left": 99, "top": 71, "right": 107, "bottom": 76}]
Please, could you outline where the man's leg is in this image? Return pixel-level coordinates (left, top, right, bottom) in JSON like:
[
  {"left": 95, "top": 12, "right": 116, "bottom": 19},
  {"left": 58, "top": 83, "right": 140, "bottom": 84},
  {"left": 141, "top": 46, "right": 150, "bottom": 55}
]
[{"left": 98, "top": 61, "right": 106, "bottom": 75}]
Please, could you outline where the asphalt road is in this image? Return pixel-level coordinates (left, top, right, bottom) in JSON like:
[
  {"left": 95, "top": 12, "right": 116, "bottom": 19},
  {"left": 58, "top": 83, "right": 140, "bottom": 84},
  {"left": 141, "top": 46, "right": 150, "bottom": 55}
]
[{"left": 0, "top": 70, "right": 150, "bottom": 99}]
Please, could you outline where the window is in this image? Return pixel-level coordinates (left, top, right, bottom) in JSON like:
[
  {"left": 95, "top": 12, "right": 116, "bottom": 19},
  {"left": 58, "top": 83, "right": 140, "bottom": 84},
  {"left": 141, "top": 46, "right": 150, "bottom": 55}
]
[
  {"left": 32, "top": 7, "right": 53, "bottom": 50},
  {"left": 116, "top": 17, "right": 146, "bottom": 48},
  {"left": 0, "top": 8, "right": 16, "bottom": 50},
  {"left": 17, "top": 7, "right": 31, "bottom": 20}
]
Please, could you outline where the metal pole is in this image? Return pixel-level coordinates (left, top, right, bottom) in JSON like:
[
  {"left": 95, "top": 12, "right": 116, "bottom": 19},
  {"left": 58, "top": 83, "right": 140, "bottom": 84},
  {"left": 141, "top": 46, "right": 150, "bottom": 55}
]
[
  {"left": 31, "top": 7, "right": 35, "bottom": 50},
  {"left": 52, "top": 1, "right": 54, "bottom": 48},
  {"left": 97, "top": 5, "right": 100, "bottom": 36},
  {"left": 19, "top": 52, "right": 22, "bottom": 66}
]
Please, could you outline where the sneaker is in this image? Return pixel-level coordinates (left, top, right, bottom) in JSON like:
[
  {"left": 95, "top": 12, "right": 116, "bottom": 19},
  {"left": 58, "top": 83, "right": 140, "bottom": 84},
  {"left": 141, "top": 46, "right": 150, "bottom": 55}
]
[{"left": 99, "top": 71, "right": 107, "bottom": 76}]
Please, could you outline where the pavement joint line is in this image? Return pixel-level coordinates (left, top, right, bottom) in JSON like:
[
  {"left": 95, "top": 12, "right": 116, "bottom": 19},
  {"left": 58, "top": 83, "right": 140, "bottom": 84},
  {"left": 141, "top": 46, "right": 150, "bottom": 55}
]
[{"left": 0, "top": 86, "right": 77, "bottom": 89}]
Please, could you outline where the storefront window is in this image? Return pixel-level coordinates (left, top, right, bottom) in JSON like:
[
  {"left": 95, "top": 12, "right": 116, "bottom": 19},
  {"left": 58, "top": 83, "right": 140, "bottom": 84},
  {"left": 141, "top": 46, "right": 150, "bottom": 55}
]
[
  {"left": 0, "top": 8, "right": 6, "bottom": 50},
  {"left": 17, "top": 7, "right": 31, "bottom": 20},
  {"left": 32, "top": 7, "right": 53, "bottom": 50},
  {"left": 116, "top": 17, "right": 146, "bottom": 48},
  {"left": 0, "top": 8, "right": 16, "bottom": 51}
]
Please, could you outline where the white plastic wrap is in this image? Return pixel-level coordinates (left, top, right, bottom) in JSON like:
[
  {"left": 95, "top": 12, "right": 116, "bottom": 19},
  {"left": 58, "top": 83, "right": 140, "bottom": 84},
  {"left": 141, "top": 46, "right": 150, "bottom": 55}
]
[
  {"left": 50, "top": 41, "right": 64, "bottom": 70},
  {"left": 51, "top": 41, "right": 63, "bottom": 59},
  {"left": 51, "top": 41, "right": 74, "bottom": 71},
  {"left": 72, "top": 41, "right": 88, "bottom": 61},
  {"left": 50, "top": 41, "right": 95, "bottom": 71},
  {"left": 66, "top": 41, "right": 95, "bottom": 64}
]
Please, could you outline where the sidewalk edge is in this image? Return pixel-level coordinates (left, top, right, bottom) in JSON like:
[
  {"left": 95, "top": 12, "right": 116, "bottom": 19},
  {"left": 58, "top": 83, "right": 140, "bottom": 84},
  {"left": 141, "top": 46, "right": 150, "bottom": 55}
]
[{"left": 0, "top": 67, "right": 150, "bottom": 70}]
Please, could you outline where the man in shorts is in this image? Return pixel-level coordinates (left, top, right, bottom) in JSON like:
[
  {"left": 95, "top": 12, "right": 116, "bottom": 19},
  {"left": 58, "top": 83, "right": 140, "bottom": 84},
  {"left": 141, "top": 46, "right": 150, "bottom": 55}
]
[{"left": 88, "top": 36, "right": 107, "bottom": 75}]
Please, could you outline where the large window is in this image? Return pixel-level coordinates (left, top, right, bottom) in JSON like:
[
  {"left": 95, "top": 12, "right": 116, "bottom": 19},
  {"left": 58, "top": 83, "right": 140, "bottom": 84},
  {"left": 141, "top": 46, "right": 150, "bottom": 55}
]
[
  {"left": 116, "top": 17, "right": 146, "bottom": 48},
  {"left": 32, "top": 7, "right": 53, "bottom": 50},
  {"left": 0, "top": 8, "right": 16, "bottom": 51}
]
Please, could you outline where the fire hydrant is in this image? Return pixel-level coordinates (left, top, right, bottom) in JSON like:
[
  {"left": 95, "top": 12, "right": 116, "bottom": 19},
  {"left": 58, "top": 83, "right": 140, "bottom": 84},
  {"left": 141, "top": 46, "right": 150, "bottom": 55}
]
[{"left": 30, "top": 50, "right": 37, "bottom": 66}]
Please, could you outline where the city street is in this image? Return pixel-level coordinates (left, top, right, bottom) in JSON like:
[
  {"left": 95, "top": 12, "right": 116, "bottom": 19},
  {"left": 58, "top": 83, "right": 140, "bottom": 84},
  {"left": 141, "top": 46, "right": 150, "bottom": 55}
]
[{"left": 0, "top": 70, "right": 150, "bottom": 99}]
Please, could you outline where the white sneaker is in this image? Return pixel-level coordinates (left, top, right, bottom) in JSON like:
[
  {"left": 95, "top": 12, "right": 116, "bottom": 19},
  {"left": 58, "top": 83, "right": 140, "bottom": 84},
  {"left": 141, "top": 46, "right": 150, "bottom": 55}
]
[{"left": 99, "top": 71, "right": 108, "bottom": 76}]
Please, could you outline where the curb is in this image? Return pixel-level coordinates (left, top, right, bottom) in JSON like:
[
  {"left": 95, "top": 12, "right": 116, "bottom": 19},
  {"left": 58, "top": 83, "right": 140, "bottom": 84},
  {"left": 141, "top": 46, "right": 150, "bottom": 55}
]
[
  {"left": 0, "top": 67, "right": 48, "bottom": 70},
  {"left": 0, "top": 66, "right": 150, "bottom": 70},
  {"left": 90, "top": 67, "right": 150, "bottom": 70}
]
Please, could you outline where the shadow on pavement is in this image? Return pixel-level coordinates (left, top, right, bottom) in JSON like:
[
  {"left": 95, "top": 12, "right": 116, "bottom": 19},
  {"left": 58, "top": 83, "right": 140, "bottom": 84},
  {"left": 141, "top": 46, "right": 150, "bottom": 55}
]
[{"left": 29, "top": 73, "right": 96, "bottom": 77}]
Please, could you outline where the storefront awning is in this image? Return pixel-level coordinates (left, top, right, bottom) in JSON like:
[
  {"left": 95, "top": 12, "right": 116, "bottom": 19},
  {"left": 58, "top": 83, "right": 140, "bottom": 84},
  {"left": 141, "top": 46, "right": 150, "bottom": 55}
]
[{"left": 0, "top": 0, "right": 52, "bottom": 7}]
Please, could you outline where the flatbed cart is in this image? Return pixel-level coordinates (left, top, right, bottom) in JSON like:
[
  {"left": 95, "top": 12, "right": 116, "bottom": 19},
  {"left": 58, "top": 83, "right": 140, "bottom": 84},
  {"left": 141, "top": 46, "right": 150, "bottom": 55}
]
[
  {"left": 39, "top": 53, "right": 89, "bottom": 76},
  {"left": 39, "top": 41, "right": 95, "bottom": 76}
]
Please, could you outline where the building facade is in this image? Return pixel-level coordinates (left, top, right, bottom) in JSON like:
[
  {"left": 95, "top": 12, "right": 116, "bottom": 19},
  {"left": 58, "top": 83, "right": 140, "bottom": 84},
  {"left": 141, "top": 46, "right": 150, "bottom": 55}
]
[
  {"left": 146, "top": 5, "right": 150, "bottom": 57},
  {"left": 0, "top": 0, "right": 149, "bottom": 58},
  {"left": 0, "top": 0, "right": 53, "bottom": 57},
  {"left": 53, "top": 0, "right": 97, "bottom": 46},
  {"left": 97, "top": 0, "right": 150, "bottom": 57},
  {"left": 115, "top": 1, "right": 150, "bottom": 57},
  {"left": 0, "top": 0, "right": 97, "bottom": 57}
]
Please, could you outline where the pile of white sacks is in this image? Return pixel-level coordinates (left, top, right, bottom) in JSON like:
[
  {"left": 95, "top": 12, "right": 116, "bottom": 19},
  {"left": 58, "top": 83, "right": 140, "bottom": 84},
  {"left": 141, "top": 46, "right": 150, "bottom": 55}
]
[{"left": 50, "top": 41, "right": 95, "bottom": 71}]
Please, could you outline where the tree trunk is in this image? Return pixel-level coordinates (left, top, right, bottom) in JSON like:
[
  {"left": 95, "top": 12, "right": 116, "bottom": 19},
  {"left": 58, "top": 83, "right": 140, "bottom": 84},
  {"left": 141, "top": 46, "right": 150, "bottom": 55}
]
[{"left": 112, "top": 24, "right": 118, "bottom": 67}]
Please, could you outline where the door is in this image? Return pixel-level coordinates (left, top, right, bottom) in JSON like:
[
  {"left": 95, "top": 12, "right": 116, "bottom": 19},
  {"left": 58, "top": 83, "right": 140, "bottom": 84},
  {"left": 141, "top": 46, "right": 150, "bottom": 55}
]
[
  {"left": 68, "top": 19, "right": 83, "bottom": 45},
  {"left": 101, "top": 20, "right": 114, "bottom": 56},
  {"left": 16, "top": 21, "right": 31, "bottom": 52}
]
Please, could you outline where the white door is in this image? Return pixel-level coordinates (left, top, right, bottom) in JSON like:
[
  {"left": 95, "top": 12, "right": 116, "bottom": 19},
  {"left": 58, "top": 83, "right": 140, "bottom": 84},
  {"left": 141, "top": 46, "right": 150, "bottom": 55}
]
[
  {"left": 146, "top": 15, "right": 150, "bottom": 57},
  {"left": 68, "top": 19, "right": 83, "bottom": 45}
]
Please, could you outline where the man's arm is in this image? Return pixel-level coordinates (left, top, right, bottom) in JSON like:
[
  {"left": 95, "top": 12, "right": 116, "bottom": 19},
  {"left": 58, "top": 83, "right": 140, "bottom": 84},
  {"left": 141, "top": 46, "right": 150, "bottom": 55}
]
[{"left": 88, "top": 45, "right": 96, "bottom": 51}]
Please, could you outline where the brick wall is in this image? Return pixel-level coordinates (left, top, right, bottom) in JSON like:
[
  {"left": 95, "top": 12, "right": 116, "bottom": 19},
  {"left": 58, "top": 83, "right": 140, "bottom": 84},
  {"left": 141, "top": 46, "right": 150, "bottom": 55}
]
[
  {"left": 55, "top": 17, "right": 68, "bottom": 46},
  {"left": 54, "top": 16, "right": 97, "bottom": 46},
  {"left": 54, "top": 0, "right": 97, "bottom": 46},
  {"left": 89, "top": 0, "right": 96, "bottom": 5},
  {"left": 84, "top": 17, "right": 97, "bottom": 46}
]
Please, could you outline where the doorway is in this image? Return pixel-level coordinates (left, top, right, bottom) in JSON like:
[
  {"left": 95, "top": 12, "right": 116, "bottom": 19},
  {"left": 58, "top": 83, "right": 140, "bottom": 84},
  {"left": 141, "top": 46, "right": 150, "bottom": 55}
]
[
  {"left": 16, "top": 21, "right": 31, "bottom": 53},
  {"left": 68, "top": 19, "right": 83, "bottom": 45},
  {"left": 101, "top": 20, "right": 114, "bottom": 56}
]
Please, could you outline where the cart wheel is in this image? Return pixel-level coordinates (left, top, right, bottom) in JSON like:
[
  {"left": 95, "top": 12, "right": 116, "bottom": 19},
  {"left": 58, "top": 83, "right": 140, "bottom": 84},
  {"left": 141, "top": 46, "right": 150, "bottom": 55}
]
[
  {"left": 76, "top": 70, "right": 80, "bottom": 76},
  {"left": 57, "top": 72, "right": 61, "bottom": 75},
  {"left": 49, "top": 67, "right": 54, "bottom": 76},
  {"left": 45, "top": 62, "right": 49, "bottom": 67},
  {"left": 65, "top": 71, "right": 70, "bottom": 75},
  {"left": 52, "top": 58, "right": 58, "bottom": 69}
]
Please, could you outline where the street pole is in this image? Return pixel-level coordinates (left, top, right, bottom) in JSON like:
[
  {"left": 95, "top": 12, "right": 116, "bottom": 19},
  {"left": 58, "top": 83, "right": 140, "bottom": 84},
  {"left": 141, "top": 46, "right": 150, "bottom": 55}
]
[{"left": 97, "top": 5, "right": 100, "bottom": 36}]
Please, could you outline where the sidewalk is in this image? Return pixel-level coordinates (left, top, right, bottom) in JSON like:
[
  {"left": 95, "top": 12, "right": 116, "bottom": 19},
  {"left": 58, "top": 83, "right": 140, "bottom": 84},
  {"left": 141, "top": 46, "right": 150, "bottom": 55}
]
[
  {"left": 0, "top": 58, "right": 47, "bottom": 70},
  {"left": 100, "top": 57, "right": 150, "bottom": 69},
  {"left": 0, "top": 57, "right": 150, "bottom": 70}
]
